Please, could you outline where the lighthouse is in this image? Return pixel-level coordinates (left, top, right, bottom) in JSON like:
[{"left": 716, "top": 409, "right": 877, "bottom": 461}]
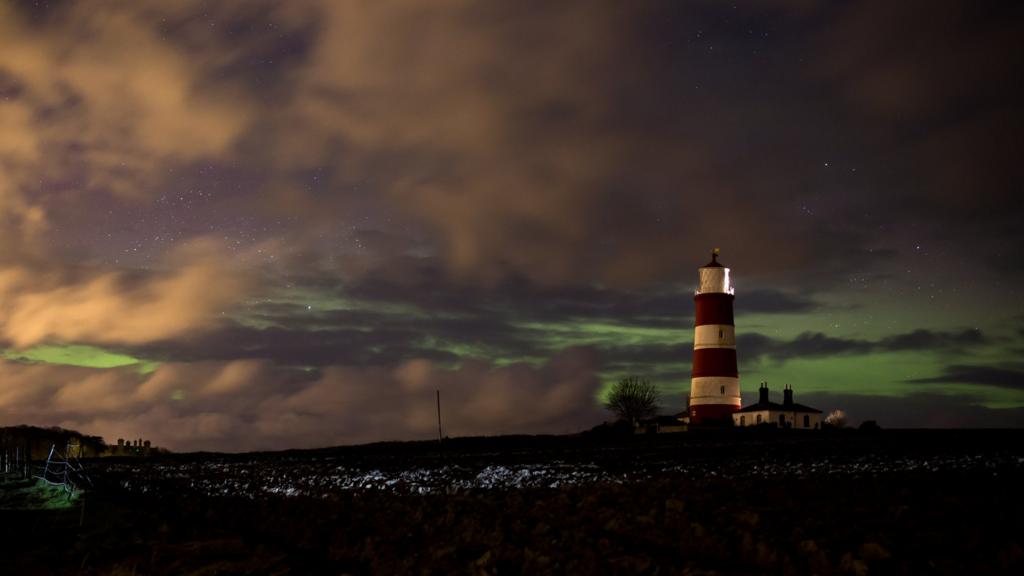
[{"left": 689, "top": 249, "right": 741, "bottom": 424}]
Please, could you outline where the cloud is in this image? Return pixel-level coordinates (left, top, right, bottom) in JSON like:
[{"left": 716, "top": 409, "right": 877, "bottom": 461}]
[
  {"left": 0, "top": 2, "right": 251, "bottom": 199},
  {"left": 739, "top": 332, "right": 873, "bottom": 362},
  {"left": 233, "top": 0, "right": 897, "bottom": 289},
  {"left": 906, "top": 365, "right": 1024, "bottom": 391},
  {"left": 345, "top": 268, "right": 706, "bottom": 327},
  {"left": 0, "top": 4, "right": 258, "bottom": 351},
  {"left": 5, "top": 0, "right": 1019, "bottom": 292},
  {"left": 811, "top": 0, "right": 1024, "bottom": 271},
  {"left": 878, "top": 329, "right": 987, "bottom": 351},
  {"left": 122, "top": 318, "right": 468, "bottom": 368},
  {"left": 739, "top": 328, "right": 990, "bottom": 363},
  {"left": 0, "top": 348, "right": 603, "bottom": 452},
  {"left": 0, "top": 173, "right": 48, "bottom": 256},
  {"left": 736, "top": 289, "right": 819, "bottom": 314},
  {"left": 816, "top": 1, "right": 1019, "bottom": 122},
  {"left": 0, "top": 240, "right": 246, "bottom": 348},
  {"left": 599, "top": 344, "right": 690, "bottom": 367}
]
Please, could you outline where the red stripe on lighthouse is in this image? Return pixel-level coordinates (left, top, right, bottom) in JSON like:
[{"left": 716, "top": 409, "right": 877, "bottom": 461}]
[
  {"left": 694, "top": 293, "right": 735, "bottom": 326},
  {"left": 689, "top": 404, "right": 738, "bottom": 421},
  {"left": 691, "top": 348, "right": 739, "bottom": 378}
]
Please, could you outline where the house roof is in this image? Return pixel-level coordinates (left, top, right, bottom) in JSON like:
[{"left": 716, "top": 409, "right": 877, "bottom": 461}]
[{"left": 736, "top": 401, "right": 822, "bottom": 414}]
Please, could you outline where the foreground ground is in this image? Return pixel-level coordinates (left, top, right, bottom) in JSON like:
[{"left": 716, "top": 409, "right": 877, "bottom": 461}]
[{"left": 2, "top": 429, "right": 1023, "bottom": 574}]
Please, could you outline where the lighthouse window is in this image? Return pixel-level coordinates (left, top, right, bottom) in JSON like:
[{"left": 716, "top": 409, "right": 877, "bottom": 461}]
[
  {"left": 719, "top": 329, "right": 723, "bottom": 339},
  {"left": 720, "top": 385, "right": 725, "bottom": 395}
]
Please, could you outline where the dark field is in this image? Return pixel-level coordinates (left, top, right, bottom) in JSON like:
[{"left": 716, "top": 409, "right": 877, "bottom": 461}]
[{"left": 3, "top": 429, "right": 1024, "bottom": 575}]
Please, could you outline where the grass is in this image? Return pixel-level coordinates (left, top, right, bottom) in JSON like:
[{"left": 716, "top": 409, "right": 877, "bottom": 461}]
[{"left": 0, "top": 473, "right": 82, "bottom": 510}]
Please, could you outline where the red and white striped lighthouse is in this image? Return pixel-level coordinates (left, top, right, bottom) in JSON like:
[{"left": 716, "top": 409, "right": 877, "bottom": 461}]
[{"left": 689, "top": 249, "right": 741, "bottom": 424}]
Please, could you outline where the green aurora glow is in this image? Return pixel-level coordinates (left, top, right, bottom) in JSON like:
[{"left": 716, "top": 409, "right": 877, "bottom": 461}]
[
  {"left": 2, "top": 345, "right": 159, "bottom": 374},
  {"left": 4, "top": 281, "right": 1022, "bottom": 414}
]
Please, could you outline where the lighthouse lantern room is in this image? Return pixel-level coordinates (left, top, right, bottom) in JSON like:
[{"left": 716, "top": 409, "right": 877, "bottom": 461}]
[{"left": 689, "top": 249, "right": 742, "bottom": 424}]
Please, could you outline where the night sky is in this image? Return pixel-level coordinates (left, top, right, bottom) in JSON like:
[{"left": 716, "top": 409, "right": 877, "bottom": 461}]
[{"left": 2, "top": 1, "right": 1023, "bottom": 451}]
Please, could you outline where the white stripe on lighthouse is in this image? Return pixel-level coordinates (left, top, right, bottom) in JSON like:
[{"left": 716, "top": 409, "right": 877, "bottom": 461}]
[
  {"left": 693, "top": 324, "right": 735, "bottom": 349},
  {"left": 689, "top": 376, "right": 742, "bottom": 406}
]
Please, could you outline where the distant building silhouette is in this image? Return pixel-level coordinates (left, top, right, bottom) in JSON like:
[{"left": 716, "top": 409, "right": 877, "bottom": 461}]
[{"left": 107, "top": 436, "right": 159, "bottom": 456}]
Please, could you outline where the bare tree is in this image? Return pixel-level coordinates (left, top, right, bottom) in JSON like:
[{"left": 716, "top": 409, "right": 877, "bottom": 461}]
[{"left": 605, "top": 377, "right": 659, "bottom": 424}]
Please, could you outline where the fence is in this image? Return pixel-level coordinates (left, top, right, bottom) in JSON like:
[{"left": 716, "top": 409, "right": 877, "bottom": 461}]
[{"left": 29, "top": 442, "right": 93, "bottom": 499}]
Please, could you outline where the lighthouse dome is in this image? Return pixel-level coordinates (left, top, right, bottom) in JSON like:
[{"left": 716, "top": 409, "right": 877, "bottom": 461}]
[{"left": 697, "top": 250, "right": 732, "bottom": 294}]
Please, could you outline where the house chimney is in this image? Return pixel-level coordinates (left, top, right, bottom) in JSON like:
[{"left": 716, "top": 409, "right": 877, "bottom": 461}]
[
  {"left": 759, "top": 382, "right": 769, "bottom": 405},
  {"left": 783, "top": 385, "right": 793, "bottom": 407}
]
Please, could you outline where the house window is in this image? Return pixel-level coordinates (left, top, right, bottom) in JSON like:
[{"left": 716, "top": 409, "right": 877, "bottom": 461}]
[
  {"left": 740, "top": 415, "right": 746, "bottom": 426},
  {"left": 803, "top": 415, "right": 810, "bottom": 428},
  {"left": 778, "top": 414, "right": 785, "bottom": 426},
  {"left": 720, "top": 385, "right": 725, "bottom": 395},
  {"left": 756, "top": 414, "right": 762, "bottom": 424}
]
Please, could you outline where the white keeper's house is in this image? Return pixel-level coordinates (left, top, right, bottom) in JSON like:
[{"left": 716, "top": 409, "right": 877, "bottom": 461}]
[{"left": 733, "top": 383, "right": 822, "bottom": 429}]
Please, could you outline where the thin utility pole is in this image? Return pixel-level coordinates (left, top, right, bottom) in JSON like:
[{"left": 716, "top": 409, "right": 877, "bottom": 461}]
[{"left": 436, "top": 389, "right": 443, "bottom": 444}]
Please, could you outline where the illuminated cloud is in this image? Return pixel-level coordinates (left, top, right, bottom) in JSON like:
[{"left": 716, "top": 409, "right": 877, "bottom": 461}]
[
  {"left": 0, "top": 4, "right": 255, "bottom": 349},
  {"left": 0, "top": 2, "right": 251, "bottom": 199},
  {"left": 0, "top": 240, "right": 245, "bottom": 347},
  {"left": 0, "top": 348, "right": 602, "bottom": 452}
]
